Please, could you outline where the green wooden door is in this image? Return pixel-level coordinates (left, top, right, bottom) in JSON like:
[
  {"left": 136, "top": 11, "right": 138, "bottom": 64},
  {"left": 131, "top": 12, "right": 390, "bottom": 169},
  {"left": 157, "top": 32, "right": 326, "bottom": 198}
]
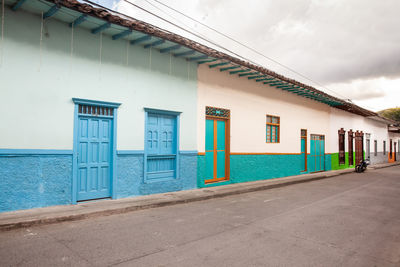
[{"left": 205, "top": 119, "right": 228, "bottom": 183}]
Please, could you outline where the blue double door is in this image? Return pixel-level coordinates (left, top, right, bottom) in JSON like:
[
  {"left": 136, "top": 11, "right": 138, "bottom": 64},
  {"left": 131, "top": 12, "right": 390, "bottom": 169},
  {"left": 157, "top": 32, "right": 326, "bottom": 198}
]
[
  {"left": 309, "top": 134, "right": 325, "bottom": 172},
  {"left": 77, "top": 116, "right": 112, "bottom": 201}
]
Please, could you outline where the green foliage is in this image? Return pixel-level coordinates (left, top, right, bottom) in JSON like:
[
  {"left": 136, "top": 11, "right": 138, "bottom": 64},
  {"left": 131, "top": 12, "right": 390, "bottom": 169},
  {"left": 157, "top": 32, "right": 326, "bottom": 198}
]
[{"left": 378, "top": 108, "right": 400, "bottom": 121}]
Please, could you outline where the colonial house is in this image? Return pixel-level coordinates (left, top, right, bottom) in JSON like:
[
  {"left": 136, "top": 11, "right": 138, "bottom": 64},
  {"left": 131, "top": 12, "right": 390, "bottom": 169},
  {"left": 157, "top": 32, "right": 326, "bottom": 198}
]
[{"left": 0, "top": 0, "right": 399, "bottom": 213}]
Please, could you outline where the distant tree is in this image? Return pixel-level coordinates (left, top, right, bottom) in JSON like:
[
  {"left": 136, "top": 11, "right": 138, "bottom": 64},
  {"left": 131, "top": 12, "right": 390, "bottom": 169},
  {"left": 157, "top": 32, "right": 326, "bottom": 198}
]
[{"left": 378, "top": 107, "right": 400, "bottom": 122}]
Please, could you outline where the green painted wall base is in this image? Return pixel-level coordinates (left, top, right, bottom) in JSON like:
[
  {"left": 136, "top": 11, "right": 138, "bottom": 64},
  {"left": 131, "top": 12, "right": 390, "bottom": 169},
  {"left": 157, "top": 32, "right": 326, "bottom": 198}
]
[{"left": 330, "top": 152, "right": 359, "bottom": 170}]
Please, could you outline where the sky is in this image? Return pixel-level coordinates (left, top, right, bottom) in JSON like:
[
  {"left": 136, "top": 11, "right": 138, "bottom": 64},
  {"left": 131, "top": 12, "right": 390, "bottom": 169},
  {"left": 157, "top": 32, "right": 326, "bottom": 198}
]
[{"left": 107, "top": 0, "right": 400, "bottom": 112}]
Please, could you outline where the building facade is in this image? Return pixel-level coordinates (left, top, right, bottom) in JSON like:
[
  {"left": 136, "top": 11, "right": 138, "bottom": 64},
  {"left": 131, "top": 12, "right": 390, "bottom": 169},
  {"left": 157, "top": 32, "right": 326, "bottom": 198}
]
[{"left": 0, "top": 0, "right": 399, "bottom": 213}]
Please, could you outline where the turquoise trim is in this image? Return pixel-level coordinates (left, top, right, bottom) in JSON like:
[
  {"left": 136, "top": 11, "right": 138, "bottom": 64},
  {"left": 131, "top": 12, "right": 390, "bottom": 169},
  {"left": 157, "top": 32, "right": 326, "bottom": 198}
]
[
  {"left": 70, "top": 14, "right": 87, "bottom": 28},
  {"left": 143, "top": 107, "right": 182, "bottom": 116},
  {"left": 112, "top": 109, "right": 118, "bottom": 199},
  {"left": 12, "top": 0, "right": 27, "bottom": 11},
  {"left": 43, "top": 5, "right": 60, "bottom": 19},
  {"left": 0, "top": 149, "right": 73, "bottom": 155},
  {"left": 117, "top": 150, "right": 145, "bottom": 155},
  {"left": 117, "top": 150, "right": 196, "bottom": 155},
  {"left": 72, "top": 98, "right": 121, "bottom": 108},
  {"left": 179, "top": 150, "right": 198, "bottom": 155},
  {"left": 72, "top": 104, "right": 79, "bottom": 204}
]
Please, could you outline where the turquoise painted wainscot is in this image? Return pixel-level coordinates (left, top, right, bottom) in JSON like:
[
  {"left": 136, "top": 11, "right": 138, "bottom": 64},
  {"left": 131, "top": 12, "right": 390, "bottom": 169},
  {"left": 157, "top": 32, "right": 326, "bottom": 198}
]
[{"left": 197, "top": 153, "right": 332, "bottom": 188}]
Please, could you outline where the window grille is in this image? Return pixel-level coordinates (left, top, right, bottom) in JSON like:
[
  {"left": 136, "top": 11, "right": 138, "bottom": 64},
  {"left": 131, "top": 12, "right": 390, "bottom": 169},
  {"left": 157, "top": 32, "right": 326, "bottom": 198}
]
[{"left": 78, "top": 104, "right": 113, "bottom": 117}]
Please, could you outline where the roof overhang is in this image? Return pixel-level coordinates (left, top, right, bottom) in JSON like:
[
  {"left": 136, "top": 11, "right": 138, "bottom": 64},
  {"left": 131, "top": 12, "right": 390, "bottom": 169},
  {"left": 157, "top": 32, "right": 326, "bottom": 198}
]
[{"left": 6, "top": 0, "right": 379, "bottom": 117}]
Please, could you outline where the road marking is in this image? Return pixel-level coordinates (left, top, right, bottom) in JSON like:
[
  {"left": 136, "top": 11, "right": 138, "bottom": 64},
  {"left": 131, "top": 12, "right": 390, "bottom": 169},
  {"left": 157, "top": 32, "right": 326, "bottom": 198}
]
[{"left": 263, "top": 198, "right": 282, "bottom": 203}]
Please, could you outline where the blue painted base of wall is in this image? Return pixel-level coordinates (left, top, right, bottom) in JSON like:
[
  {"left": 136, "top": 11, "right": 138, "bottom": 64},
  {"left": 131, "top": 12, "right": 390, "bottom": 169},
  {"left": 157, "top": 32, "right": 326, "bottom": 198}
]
[
  {"left": 116, "top": 151, "right": 197, "bottom": 198},
  {"left": 0, "top": 154, "right": 72, "bottom": 212},
  {"left": 198, "top": 153, "right": 333, "bottom": 188},
  {"left": 0, "top": 150, "right": 197, "bottom": 213}
]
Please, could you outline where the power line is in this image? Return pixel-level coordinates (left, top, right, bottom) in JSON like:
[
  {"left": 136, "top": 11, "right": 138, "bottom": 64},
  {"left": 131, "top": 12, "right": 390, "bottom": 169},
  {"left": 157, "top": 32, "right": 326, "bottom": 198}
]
[
  {"left": 121, "top": 0, "right": 265, "bottom": 68},
  {"left": 86, "top": 0, "right": 350, "bottom": 103},
  {"left": 147, "top": 0, "right": 350, "bottom": 100}
]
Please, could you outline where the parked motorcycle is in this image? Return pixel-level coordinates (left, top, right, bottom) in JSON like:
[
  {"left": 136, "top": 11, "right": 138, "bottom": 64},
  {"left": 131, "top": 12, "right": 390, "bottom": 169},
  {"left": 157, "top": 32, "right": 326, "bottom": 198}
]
[{"left": 355, "top": 159, "right": 369, "bottom": 173}]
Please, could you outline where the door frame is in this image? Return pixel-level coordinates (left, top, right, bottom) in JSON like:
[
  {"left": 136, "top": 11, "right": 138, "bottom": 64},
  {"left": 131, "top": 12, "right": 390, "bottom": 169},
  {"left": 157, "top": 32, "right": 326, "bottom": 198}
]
[
  {"left": 205, "top": 115, "right": 230, "bottom": 184},
  {"left": 300, "top": 129, "right": 307, "bottom": 172},
  {"left": 72, "top": 98, "right": 121, "bottom": 204}
]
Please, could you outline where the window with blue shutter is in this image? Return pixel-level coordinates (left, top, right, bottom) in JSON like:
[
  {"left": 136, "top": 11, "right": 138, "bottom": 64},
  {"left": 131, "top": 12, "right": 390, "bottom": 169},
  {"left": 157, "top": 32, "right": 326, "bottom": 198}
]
[{"left": 145, "top": 110, "right": 179, "bottom": 181}]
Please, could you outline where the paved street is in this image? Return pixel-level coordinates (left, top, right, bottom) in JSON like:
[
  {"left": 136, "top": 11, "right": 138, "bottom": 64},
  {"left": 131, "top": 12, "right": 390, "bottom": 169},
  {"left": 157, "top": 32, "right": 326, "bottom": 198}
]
[{"left": 1, "top": 166, "right": 400, "bottom": 267}]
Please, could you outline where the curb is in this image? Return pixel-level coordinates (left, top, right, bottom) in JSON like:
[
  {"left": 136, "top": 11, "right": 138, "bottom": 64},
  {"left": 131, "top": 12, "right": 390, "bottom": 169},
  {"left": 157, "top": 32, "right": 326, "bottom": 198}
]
[
  {"left": 0, "top": 164, "right": 397, "bottom": 231},
  {"left": 368, "top": 162, "right": 400, "bottom": 170}
]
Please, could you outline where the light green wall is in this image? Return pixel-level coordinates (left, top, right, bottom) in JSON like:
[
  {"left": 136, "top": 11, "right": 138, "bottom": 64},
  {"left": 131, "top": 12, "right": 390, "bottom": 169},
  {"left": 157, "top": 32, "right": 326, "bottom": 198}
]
[
  {"left": 0, "top": 6, "right": 197, "bottom": 150},
  {"left": 330, "top": 152, "right": 357, "bottom": 170}
]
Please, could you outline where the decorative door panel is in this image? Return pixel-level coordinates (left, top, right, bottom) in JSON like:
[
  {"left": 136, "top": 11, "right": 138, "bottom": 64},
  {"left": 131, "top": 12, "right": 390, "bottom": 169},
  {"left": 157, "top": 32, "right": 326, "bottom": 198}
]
[{"left": 77, "top": 117, "right": 112, "bottom": 201}]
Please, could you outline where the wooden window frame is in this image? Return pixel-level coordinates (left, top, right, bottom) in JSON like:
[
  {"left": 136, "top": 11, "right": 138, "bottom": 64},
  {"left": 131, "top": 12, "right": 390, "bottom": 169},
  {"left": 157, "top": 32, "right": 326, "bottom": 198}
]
[
  {"left": 301, "top": 129, "right": 307, "bottom": 172},
  {"left": 266, "top": 115, "right": 280, "bottom": 143},
  {"left": 338, "top": 128, "right": 345, "bottom": 165}
]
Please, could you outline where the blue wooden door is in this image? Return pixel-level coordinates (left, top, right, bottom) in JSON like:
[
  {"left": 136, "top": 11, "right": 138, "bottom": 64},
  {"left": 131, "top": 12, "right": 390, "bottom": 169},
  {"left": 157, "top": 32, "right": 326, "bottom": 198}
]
[
  {"left": 310, "top": 135, "right": 325, "bottom": 172},
  {"left": 77, "top": 117, "right": 112, "bottom": 201},
  {"left": 205, "top": 118, "right": 228, "bottom": 183}
]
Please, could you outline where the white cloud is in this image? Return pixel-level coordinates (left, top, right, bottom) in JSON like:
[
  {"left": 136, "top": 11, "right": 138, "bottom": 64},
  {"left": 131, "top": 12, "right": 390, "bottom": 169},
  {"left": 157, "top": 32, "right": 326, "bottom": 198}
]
[{"left": 116, "top": 0, "right": 400, "bottom": 110}]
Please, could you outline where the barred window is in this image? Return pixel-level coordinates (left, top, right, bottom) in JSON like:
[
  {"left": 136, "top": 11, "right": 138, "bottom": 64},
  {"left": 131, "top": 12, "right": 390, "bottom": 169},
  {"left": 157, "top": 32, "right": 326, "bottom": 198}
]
[{"left": 266, "top": 115, "right": 280, "bottom": 143}]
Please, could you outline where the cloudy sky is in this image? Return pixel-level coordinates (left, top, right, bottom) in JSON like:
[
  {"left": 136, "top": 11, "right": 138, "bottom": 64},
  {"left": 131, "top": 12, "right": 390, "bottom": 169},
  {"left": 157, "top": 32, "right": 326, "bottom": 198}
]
[{"left": 111, "top": 0, "right": 400, "bottom": 111}]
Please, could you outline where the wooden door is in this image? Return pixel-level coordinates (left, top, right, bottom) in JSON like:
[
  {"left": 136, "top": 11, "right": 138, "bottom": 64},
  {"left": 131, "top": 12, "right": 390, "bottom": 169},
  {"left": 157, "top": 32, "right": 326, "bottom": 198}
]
[
  {"left": 77, "top": 117, "right": 112, "bottom": 201},
  {"left": 355, "top": 131, "right": 364, "bottom": 164},
  {"left": 301, "top": 129, "right": 307, "bottom": 172}
]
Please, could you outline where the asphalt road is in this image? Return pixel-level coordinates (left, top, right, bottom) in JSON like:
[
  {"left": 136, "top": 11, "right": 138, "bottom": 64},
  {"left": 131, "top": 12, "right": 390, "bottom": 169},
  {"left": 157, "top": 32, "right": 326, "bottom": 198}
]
[{"left": 1, "top": 166, "right": 400, "bottom": 267}]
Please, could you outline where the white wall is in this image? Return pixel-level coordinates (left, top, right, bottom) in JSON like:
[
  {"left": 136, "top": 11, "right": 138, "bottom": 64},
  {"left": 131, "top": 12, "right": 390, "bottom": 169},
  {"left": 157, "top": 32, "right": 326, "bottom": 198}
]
[
  {"left": 197, "top": 65, "right": 331, "bottom": 153},
  {"left": 329, "top": 107, "right": 400, "bottom": 154},
  {"left": 0, "top": 8, "right": 197, "bottom": 151}
]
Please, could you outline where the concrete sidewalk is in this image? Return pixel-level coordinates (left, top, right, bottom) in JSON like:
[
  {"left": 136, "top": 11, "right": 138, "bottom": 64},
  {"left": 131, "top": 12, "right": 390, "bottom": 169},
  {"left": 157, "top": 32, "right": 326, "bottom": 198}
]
[{"left": 1, "top": 162, "right": 399, "bottom": 231}]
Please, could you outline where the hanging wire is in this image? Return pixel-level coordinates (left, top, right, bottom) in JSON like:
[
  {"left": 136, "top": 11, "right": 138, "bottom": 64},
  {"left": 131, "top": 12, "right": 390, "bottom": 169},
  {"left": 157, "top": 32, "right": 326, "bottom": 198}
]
[
  {"left": 0, "top": 0, "right": 4, "bottom": 67},
  {"left": 99, "top": 32, "right": 103, "bottom": 66},
  {"left": 149, "top": 46, "right": 152, "bottom": 71},
  {"left": 70, "top": 23, "right": 74, "bottom": 57},
  {"left": 126, "top": 39, "right": 129, "bottom": 66},
  {"left": 38, "top": 12, "right": 43, "bottom": 72},
  {"left": 169, "top": 53, "right": 172, "bottom": 75}
]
